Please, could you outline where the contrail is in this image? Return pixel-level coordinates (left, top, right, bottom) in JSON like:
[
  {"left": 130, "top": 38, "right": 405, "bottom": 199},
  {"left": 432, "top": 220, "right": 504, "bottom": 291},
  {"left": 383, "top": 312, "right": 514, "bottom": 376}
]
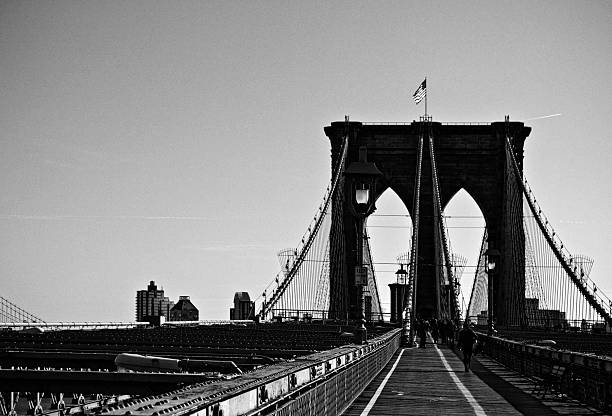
[{"left": 525, "top": 113, "right": 562, "bottom": 121}]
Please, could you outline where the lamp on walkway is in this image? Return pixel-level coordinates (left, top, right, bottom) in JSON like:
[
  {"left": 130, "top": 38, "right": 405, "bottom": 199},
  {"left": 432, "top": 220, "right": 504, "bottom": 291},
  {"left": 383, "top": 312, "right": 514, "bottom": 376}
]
[
  {"left": 395, "top": 264, "right": 408, "bottom": 326},
  {"left": 485, "top": 247, "right": 500, "bottom": 335},
  {"left": 344, "top": 146, "right": 382, "bottom": 343}
]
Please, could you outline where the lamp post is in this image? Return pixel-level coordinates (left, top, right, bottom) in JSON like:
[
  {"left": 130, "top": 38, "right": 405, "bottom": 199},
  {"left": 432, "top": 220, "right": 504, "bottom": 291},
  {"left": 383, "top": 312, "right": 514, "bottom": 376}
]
[
  {"left": 394, "top": 264, "right": 409, "bottom": 329},
  {"left": 344, "top": 146, "right": 382, "bottom": 343},
  {"left": 485, "top": 248, "right": 500, "bottom": 335}
]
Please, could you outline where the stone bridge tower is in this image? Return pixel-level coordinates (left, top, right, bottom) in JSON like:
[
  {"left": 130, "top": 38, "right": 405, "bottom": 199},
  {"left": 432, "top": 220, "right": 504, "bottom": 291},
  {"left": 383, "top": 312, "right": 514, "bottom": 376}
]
[{"left": 325, "top": 120, "right": 531, "bottom": 327}]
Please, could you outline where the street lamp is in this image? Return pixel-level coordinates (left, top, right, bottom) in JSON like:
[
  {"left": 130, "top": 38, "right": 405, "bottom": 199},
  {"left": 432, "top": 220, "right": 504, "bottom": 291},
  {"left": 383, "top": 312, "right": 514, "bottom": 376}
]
[
  {"left": 485, "top": 247, "right": 500, "bottom": 335},
  {"left": 395, "top": 264, "right": 408, "bottom": 327},
  {"left": 344, "top": 146, "right": 382, "bottom": 343},
  {"left": 395, "top": 264, "right": 408, "bottom": 284}
]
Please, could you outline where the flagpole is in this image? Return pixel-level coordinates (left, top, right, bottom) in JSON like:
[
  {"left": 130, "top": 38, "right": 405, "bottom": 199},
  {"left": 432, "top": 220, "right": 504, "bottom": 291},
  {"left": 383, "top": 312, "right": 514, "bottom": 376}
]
[
  {"left": 424, "top": 76, "right": 427, "bottom": 118},
  {"left": 412, "top": 77, "right": 427, "bottom": 119}
]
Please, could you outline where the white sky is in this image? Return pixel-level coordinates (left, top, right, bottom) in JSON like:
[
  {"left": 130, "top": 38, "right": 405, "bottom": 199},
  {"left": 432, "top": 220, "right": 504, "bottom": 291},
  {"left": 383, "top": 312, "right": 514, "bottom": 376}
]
[{"left": 1, "top": 1, "right": 611, "bottom": 322}]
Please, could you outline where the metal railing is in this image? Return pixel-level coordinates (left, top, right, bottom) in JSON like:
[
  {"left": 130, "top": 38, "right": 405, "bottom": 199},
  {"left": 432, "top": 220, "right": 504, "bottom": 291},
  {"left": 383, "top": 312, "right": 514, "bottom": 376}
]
[
  {"left": 481, "top": 333, "right": 612, "bottom": 412},
  {"left": 97, "top": 328, "right": 402, "bottom": 415},
  {"left": 0, "top": 321, "right": 149, "bottom": 330},
  {"left": 360, "top": 121, "right": 492, "bottom": 126},
  {"left": 268, "top": 329, "right": 401, "bottom": 416}
]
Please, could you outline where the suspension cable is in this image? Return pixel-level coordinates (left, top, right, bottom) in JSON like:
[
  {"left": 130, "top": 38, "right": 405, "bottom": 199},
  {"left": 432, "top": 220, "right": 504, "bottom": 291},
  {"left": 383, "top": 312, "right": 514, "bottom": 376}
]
[
  {"left": 505, "top": 122, "right": 612, "bottom": 325},
  {"left": 404, "top": 118, "right": 426, "bottom": 338},
  {"left": 0, "top": 296, "right": 45, "bottom": 323},
  {"left": 257, "top": 131, "right": 350, "bottom": 320},
  {"left": 427, "top": 124, "right": 459, "bottom": 321}
]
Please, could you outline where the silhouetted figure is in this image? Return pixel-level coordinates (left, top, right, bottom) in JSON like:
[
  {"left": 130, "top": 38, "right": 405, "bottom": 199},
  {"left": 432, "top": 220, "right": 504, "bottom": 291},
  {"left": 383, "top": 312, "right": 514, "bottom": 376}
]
[
  {"left": 440, "top": 319, "right": 447, "bottom": 344},
  {"left": 417, "top": 319, "right": 429, "bottom": 348},
  {"left": 57, "top": 399, "right": 66, "bottom": 416},
  {"left": 458, "top": 322, "right": 477, "bottom": 371},
  {"left": 446, "top": 319, "right": 456, "bottom": 349},
  {"left": 431, "top": 319, "right": 439, "bottom": 344}
]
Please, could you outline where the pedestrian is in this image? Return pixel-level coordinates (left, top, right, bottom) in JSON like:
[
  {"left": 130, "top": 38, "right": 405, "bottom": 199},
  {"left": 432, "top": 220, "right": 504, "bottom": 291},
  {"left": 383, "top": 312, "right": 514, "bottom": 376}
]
[
  {"left": 458, "top": 321, "right": 477, "bottom": 371},
  {"left": 431, "top": 319, "right": 439, "bottom": 344},
  {"left": 417, "top": 319, "right": 429, "bottom": 348},
  {"left": 446, "top": 319, "right": 456, "bottom": 349},
  {"left": 440, "top": 319, "right": 447, "bottom": 345}
]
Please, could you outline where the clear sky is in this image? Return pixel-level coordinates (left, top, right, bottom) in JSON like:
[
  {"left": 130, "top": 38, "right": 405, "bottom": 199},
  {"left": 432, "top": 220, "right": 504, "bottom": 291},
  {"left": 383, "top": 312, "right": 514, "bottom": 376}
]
[{"left": 1, "top": 1, "right": 611, "bottom": 322}]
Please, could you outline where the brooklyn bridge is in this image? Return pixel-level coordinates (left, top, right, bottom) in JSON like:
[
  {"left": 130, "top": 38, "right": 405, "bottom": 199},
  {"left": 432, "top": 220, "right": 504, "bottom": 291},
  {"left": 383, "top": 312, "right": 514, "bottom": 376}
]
[{"left": 2, "top": 117, "right": 611, "bottom": 415}]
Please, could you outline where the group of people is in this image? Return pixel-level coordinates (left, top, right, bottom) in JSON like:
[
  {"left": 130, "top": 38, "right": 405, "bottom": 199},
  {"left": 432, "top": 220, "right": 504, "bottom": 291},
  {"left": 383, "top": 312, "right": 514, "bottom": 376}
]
[
  {"left": 415, "top": 318, "right": 479, "bottom": 372},
  {"left": 415, "top": 318, "right": 457, "bottom": 347}
]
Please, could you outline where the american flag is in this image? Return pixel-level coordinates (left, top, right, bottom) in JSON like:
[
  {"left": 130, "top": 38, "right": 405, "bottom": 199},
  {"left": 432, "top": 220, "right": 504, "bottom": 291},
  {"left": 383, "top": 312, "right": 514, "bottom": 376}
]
[{"left": 412, "top": 79, "right": 426, "bottom": 105}]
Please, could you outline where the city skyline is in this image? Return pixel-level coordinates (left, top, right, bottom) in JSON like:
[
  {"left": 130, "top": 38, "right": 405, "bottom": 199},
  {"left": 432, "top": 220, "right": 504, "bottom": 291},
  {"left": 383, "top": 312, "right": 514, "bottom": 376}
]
[{"left": 2, "top": 1, "right": 611, "bottom": 322}]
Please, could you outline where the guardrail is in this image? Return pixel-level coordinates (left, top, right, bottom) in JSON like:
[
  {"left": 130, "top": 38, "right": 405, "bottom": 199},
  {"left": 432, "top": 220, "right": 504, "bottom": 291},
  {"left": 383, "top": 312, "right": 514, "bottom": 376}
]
[
  {"left": 481, "top": 333, "right": 612, "bottom": 412},
  {"left": 45, "top": 394, "right": 132, "bottom": 416},
  {"left": 0, "top": 320, "right": 258, "bottom": 331},
  {"left": 360, "top": 121, "right": 492, "bottom": 126},
  {"left": 0, "top": 322, "right": 150, "bottom": 330},
  {"left": 266, "top": 329, "right": 401, "bottom": 416},
  {"left": 101, "top": 328, "right": 402, "bottom": 416}
]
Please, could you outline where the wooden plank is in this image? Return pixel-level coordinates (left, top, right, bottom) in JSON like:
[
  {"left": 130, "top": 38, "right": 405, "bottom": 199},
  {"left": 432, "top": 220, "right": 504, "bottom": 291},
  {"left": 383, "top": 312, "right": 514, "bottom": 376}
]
[
  {"left": 343, "top": 345, "right": 521, "bottom": 415},
  {"left": 343, "top": 343, "right": 607, "bottom": 416},
  {"left": 475, "top": 355, "right": 607, "bottom": 415}
]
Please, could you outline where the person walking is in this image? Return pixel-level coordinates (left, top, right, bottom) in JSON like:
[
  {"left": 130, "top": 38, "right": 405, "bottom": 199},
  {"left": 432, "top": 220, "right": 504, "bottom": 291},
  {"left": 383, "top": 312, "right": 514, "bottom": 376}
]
[
  {"left": 458, "top": 321, "right": 477, "bottom": 371},
  {"left": 446, "top": 319, "right": 456, "bottom": 349},
  {"left": 431, "top": 319, "right": 440, "bottom": 344},
  {"left": 417, "top": 319, "right": 429, "bottom": 348}
]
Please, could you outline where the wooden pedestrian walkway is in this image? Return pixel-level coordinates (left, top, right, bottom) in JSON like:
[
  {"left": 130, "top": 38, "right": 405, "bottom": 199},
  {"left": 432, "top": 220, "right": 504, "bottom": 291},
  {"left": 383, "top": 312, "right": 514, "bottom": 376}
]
[{"left": 342, "top": 343, "right": 606, "bottom": 416}]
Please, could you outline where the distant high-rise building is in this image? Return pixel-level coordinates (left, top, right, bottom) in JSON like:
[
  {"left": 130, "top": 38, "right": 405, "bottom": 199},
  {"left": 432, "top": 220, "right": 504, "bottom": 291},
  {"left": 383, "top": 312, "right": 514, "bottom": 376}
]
[
  {"left": 169, "top": 296, "right": 199, "bottom": 321},
  {"left": 135, "top": 281, "right": 174, "bottom": 324},
  {"left": 230, "top": 292, "right": 254, "bottom": 320}
]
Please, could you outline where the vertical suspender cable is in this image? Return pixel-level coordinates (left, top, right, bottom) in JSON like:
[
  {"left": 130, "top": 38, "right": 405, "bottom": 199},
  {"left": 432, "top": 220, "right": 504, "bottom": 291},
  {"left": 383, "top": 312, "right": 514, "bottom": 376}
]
[
  {"left": 507, "top": 128, "right": 612, "bottom": 327},
  {"left": 467, "top": 230, "right": 487, "bottom": 321},
  {"left": 406, "top": 120, "right": 425, "bottom": 341},
  {"left": 428, "top": 123, "right": 459, "bottom": 321},
  {"left": 257, "top": 133, "right": 349, "bottom": 320}
]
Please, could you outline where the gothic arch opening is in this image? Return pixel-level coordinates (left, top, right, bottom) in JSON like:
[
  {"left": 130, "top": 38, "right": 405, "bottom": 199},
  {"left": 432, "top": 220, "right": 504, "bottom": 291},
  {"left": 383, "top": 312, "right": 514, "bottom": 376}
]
[
  {"left": 444, "top": 188, "right": 486, "bottom": 317},
  {"left": 326, "top": 120, "right": 531, "bottom": 325},
  {"left": 366, "top": 188, "right": 412, "bottom": 320}
]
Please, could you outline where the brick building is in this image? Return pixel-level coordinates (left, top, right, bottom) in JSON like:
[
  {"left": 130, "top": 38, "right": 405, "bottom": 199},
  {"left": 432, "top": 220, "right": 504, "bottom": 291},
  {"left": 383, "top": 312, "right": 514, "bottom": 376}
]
[
  {"left": 135, "top": 281, "right": 174, "bottom": 324},
  {"left": 230, "top": 292, "right": 255, "bottom": 320},
  {"left": 169, "top": 296, "right": 199, "bottom": 321}
]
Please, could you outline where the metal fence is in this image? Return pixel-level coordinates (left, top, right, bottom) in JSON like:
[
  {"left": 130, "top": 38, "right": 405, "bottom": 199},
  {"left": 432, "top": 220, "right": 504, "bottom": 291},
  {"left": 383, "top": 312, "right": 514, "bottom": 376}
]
[
  {"left": 199, "top": 328, "right": 402, "bottom": 416},
  {"left": 481, "top": 333, "right": 612, "bottom": 412},
  {"left": 268, "top": 332, "right": 400, "bottom": 416},
  {"left": 360, "top": 121, "right": 492, "bottom": 126}
]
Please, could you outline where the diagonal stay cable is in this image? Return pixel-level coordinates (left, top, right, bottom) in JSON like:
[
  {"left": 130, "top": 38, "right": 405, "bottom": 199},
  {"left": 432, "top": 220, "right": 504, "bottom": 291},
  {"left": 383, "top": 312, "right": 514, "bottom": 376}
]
[{"left": 258, "top": 133, "right": 349, "bottom": 319}]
